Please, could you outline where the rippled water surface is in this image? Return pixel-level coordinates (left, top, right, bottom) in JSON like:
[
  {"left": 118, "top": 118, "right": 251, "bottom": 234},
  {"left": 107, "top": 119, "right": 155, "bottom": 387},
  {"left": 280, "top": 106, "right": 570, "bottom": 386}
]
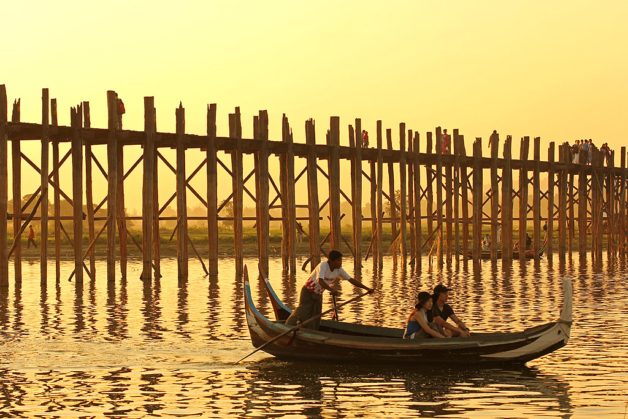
[{"left": 0, "top": 255, "right": 627, "bottom": 418}]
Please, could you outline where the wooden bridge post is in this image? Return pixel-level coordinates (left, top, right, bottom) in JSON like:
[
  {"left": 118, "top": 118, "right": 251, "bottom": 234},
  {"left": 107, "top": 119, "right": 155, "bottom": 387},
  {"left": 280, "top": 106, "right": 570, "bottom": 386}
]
[
  {"left": 435, "top": 127, "right": 443, "bottom": 266},
  {"left": 286, "top": 120, "right": 297, "bottom": 272},
  {"left": 71, "top": 106, "right": 83, "bottom": 283},
  {"left": 533, "top": 137, "right": 541, "bottom": 259},
  {"left": 0, "top": 85, "right": 9, "bottom": 286},
  {"left": 426, "top": 132, "right": 433, "bottom": 247},
  {"left": 578, "top": 148, "right": 587, "bottom": 259},
  {"left": 501, "top": 136, "right": 512, "bottom": 262},
  {"left": 106, "top": 91, "right": 118, "bottom": 282},
  {"left": 305, "top": 119, "right": 321, "bottom": 268},
  {"left": 445, "top": 131, "right": 453, "bottom": 265},
  {"left": 413, "top": 132, "right": 422, "bottom": 267},
  {"left": 376, "top": 121, "right": 384, "bottom": 267},
  {"left": 328, "top": 117, "right": 342, "bottom": 252},
  {"left": 11, "top": 99, "right": 21, "bottom": 281},
  {"left": 117, "top": 123, "right": 127, "bottom": 279},
  {"left": 472, "top": 138, "right": 482, "bottom": 262},
  {"left": 52, "top": 99, "right": 61, "bottom": 280},
  {"left": 490, "top": 131, "right": 499, "bottom": 261},
  {"left": 620, "top": 147, "right": 626, "bottom": 257},
  {"left": 399, "top": 123, "right": 407, "bottom": 265},
  {"left": 547, "top": 142, "right": 555, "bottom": 260},
  {"left": 41, "top": 88, "right": 50, "bottom": 283},
  {"left": 568, "top": 147, "right": 575, "bottom": 259},
  {"left": 558, "top": 144, "right": 568, "bottom": 258},
  {"left": 206, "top": 103, "right": 218, "bottom": 276},
  {"left": 176, "top": 103, "right": 188, "bottom": 279},
  {"left": 230, "top": 109, "right": 244, "bottom": 275},
  {"left": 152, "top": 106, "right": 161, "bottom": 278},
  {"left": 370, "top": 156, "right": 378, "bottom": 266},
  {"left": 518, "top": 137, "right": 530, "bottom": 261},
  {"left": 257, "top": 110, "right": 270, "bottom": 273},
  {"left": 280, "top": 116, "right": 289, "bottom": 271},
  {"left": 83, "top": 102, "right": 95, "bottom": 279},
  {"left": 386, "top": 129, "right": 398, "bottom": 266},
  {"left": 142, "top": 97, "right": 156, "bottom": 280},
  {"left": 595, "top": 148, "right": 604, "bottom": 260},
  {"left": 460, "top": 135, "right": 469, "bottom": 265},
  {"left": 352, "top": 119, "right": 363, "bottom": 272},
  {"left": 407, "top": 129, "right": 415, "bottom": 263},
  {"left": 453, "top": 129, "right": 460, "bottom": 264},
  {"left": 606, "top": 150, "right": 615, "bottom": 260}
]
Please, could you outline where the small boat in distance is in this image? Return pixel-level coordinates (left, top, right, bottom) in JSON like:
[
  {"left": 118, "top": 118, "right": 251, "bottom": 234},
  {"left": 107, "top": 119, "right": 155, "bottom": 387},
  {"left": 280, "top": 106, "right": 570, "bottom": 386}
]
[{"left": 243, "top": 266, "right": 572, "bottom": 365}]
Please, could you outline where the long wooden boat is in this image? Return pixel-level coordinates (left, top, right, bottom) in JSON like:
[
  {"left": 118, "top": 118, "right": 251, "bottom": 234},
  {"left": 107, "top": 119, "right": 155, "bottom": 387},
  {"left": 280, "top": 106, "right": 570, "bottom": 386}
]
[
  {"left": 462, "top": 237, "right": 548, "bottom": 260},
  {"left": 244, "top": 266, "right": 572, "bottom": 365}
]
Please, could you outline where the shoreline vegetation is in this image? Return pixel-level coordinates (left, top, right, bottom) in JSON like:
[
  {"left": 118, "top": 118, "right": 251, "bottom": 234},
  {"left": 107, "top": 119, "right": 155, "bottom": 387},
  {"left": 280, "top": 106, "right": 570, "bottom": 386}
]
[{"left": 9, "top": 225, "right": 605, "bottom": 261}]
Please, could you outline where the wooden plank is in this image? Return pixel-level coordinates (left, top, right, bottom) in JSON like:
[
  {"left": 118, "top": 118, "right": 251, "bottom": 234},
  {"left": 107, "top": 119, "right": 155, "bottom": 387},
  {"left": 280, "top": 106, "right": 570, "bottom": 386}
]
[
  {"left": 453, "top": 129, "right": 460, "bottom": 264},
  {"left": 435, "top": 127, "right": 443, "bottom": 266},
  {"left": 386, "top": 128, "right": 398, "bottom": 266},
  {"left": 426, "top": 132, "right": 433, "bottom": 248},
  {"left": 328, "top": 117, "right": 342, "bottom": 252},
  {"left": 141, "top": 97, "right": 156, "bottom": 280},
  {"left": 376, "top": 121, "right": 384, "bottom": 267},
  {"left": 490, "top": 131, "right": 499, "bottom": 261},
  {"left": 11, "top": 99, "right": 21, "bottom": 281},
  {"left": 399, "top": 123, "right": 407, "bottom": 265},
  {"left": 176, "top": 103, "right": 188, "bottom": 279},
  {"left": 257, "top": 110, "right": 270, "bottom": 273},
  {"left": 116, "top": 126, "right": 127, "bottom": 279},
  {"left": 518, "top": 137, "right": 530, "bottom": 260},
  {"left": 40, "top": 88, "right": 49, "bottom": 283},
  {"left": 460, "top": 135, "right": 469, "bottom": 266},
  {"left": 206, "top": 103, "right": 218, "bottom": 276},
  {"left": 558, "top": 144, "right": 567, "bottom": 258},
  {"left": 620, "top": 147, "right": 626, "bottom": 257},
  {"left": 501, "top": 136, "right": 512, "bottom": 262},
  {"left": 71, "top": 105, "right": 84, "bottom": 283},
  {"left": 52, "top": 98, "right": 61, "bottom": 280},
  {"left": 413, "top": 132, "right": 422, "bottom": 267},
  {"left": 106, "top": 91, "right": 118, "bottom": 282},
  {"left": 306, "top": 119, "right": 321, "bottom": 269},
  {"left": 533, "top": 137, "right": 541, "bottom": 259},
  {"left": 547, "top": 142, "right": 555, "bottom": 260},
  {"left": 472, "top": 138, "right": 482, "bottom": 262}
]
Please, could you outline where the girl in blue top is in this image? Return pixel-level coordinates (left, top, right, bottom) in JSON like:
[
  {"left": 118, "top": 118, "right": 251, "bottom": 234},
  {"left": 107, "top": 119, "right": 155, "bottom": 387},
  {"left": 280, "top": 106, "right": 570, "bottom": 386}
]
[{"left": 404, "top": 292, "right": 446, "bottom": 339}]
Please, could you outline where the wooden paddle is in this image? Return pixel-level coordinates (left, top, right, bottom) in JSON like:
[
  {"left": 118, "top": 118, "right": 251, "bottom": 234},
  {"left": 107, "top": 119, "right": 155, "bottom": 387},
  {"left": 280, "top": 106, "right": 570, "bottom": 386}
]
[
  {"left": 331, "top": 295, "right": 339, "bottom": 322},
  {"left": 235, "top": 290, "right": 371, "bottom": 364}
]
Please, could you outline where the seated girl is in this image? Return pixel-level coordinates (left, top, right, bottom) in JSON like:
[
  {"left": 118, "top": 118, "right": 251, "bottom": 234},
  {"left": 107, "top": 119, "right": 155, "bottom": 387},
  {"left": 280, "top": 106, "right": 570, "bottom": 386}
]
[{"left": 403, "top": 292, "right": 447, "bottom": 339}]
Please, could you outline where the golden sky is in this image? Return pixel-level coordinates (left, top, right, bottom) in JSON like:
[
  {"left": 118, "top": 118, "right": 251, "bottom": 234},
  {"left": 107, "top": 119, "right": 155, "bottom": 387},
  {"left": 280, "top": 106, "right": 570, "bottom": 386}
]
[{"left": 3, "top": 1, "right": 627, "bottom": 213}]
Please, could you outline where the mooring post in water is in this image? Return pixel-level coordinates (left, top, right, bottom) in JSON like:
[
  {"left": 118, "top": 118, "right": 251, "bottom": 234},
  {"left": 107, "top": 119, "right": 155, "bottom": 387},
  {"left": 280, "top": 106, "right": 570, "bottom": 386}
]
[
  {"left": 376, "top": 121, "right": 384, "bottom": 267},
  {"left": 106, "top": 91, "right": 118, "bottom": 282},
  {"left": 490, "top": 131, "right": 499, "bottom": 262},
  {"left": 352, "top": 119, "right": 363, "bottom": 272},
  {"left": 518, "top": 137, "right": 530, "bottom": 261},
  {"left": 71, "top": 105, "right": 84, "bottom": 283},
  {"left": 399, "top": 124, "right": 408, "bottom": 266},
  {"left": 435, "top": 127, "right": 443, "bottom": 267},
  {"left": 41, "top": 88, "right": 50, "bottom": 284},
  {"left": 0, "top": 85, "right": 7, "bottom": 287},
  {"left": 141, "top": 97, "right": 156, "bottom": 281},
  {"left": 413, "top": 132, "right": 422, "bottom": 267},
  {"left": 305, "top": 119, "right": 321, "bottom": 270},
  {"left": 11, "top": 99, "right": 21, "bottom": 281},
  {"left": 176, "top": 103, "right": 188, "bottom": 279},
  {"left": 472, "top": 137, "right": 482, "bottom": 262},
  {"left": 501, "top": 136, "right": 512, "bottom": 263},
  {"left": 547, "top": 142, "right": 555, "bottom": 260},
  {"left": 257, "top": 110, "right": 270, "bottom": 274},
  {"left": 533, "top": 137, "right": 541, "bottom": 260},
  {"left": 206, "top": 103, "right": 218, "bottom": 276}
]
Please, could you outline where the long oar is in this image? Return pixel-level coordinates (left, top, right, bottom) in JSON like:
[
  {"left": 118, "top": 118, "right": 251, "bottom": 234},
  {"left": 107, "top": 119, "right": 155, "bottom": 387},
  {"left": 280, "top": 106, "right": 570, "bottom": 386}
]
[{"left": 235, "top": 291, "right": 371, "bottom": 364}]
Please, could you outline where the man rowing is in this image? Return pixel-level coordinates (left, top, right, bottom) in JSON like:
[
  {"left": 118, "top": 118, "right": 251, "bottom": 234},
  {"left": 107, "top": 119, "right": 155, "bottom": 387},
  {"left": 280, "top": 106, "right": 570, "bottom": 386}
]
[{"left": 285, "top": 250, "right": 374, "bottom": 330}]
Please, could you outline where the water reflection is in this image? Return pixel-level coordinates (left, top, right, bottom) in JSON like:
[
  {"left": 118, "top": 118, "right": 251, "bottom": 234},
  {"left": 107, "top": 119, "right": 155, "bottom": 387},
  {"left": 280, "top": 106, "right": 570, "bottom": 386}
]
[{"left": 0, "top": 255, "right": 625, "bottom": 417}]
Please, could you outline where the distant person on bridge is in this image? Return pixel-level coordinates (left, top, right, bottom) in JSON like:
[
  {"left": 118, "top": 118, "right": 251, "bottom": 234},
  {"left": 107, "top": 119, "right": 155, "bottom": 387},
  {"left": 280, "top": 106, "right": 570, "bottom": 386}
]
[
  {"left": 362, "top": 130, "right": 369, "bottom": 148},
  {"left": 116, "top": 93, "right": 125, "bottom": 129}
]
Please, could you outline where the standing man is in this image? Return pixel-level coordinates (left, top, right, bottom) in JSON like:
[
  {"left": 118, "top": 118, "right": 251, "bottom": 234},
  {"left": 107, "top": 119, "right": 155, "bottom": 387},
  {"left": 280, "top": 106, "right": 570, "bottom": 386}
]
[
  {"left": 27, "top": 225, "right": 37, "bottom": 249},
  {"left": 441, "top": 129, "right": 450, "bottom": 154},
  {"left": 431, "top": 284, "right": 471, "bottom": 337},
  {"left": 286, "top": 250, "right": 373, "bottom": 330}
]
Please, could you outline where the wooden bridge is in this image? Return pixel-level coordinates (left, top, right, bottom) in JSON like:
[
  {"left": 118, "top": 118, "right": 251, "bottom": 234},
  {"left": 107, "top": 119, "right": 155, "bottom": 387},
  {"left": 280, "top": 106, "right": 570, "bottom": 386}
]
[{"left": 0, "top": 84, "right": 626, "bottom": 286}]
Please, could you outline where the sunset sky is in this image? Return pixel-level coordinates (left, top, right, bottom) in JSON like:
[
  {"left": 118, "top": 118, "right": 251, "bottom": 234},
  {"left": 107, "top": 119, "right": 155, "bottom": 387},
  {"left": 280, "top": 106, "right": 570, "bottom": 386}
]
[{"left": 2, "top": 1, "right": 627, "bottom": 214}]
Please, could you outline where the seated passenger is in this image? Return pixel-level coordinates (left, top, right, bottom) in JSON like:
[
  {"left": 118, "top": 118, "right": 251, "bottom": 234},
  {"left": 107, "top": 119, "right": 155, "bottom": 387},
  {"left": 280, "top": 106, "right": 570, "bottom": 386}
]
[
  {"left": 403, "top": 292, "right": 446, "bottom": 339},
  {"left": 432, "top": 284, "right": 471, "bottom": 337},
  {"left": 482, "top": 234, "right": 491, "bottom": 251}
]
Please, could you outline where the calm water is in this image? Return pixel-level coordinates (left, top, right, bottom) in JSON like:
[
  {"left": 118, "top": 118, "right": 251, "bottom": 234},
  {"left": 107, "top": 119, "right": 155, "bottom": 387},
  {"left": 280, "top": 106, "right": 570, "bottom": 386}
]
[{"left": 0, "top": 255, "right": 627, "bottom": 418}]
